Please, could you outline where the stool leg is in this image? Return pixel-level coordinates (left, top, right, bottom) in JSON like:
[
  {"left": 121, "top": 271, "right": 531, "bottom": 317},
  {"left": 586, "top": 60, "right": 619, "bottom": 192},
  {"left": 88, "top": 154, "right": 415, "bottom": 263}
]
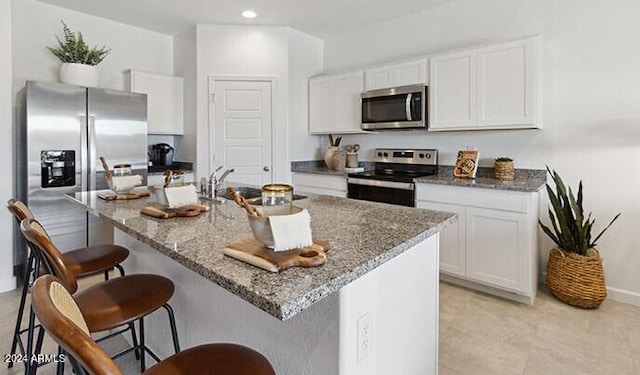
[
  {"left": 163, "top": 304, "right": 181, "bottom": 353},
  {"left": 129, "top": 322, "right": 141, "bottom": 360},
  {"left": 29, "top": 324, "right": 45, "bottom": 375},
  {"left": 55, "top": 346, "right": 64, "bottom": 375},
  {"left": 139, "top": 317, "right": 146, "bottom": 372},
  {"left": 8, "top": 252, "right": 34, "bottom": 369},
  {"left": 103, "top": 269, "right": 109, "bottom": 281},
  {"left": 24, "top": 306, "right": 37, "bottom": 375},
  {"left": 115, "top": 264, "right": 125, "bottom": 276}
]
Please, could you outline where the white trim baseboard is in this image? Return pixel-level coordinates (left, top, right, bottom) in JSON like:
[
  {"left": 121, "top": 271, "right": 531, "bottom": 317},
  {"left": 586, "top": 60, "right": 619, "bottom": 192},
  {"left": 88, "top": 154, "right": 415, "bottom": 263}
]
[
  {"left": 0, "top": 276, "right": 16, "bottom": 293},
  {"left": 606, "top": 287, "right": 640, "bottom": 307}
]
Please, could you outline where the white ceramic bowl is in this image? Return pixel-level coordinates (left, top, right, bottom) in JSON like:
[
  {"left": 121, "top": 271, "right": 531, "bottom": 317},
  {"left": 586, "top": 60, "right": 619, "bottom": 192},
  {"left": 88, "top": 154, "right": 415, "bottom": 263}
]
[
  {"left": 247, "top": 206, "right": 303, "bottom": 247},
  {"left": 107, "top": 175, "right": 142, "bottom": 194}
]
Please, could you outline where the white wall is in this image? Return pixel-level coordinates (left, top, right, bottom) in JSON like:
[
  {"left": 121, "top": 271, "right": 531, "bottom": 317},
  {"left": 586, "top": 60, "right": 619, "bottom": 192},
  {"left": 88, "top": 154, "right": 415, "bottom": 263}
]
[
  {"left": 287, "top": 29, "right": 325, "bottom": 163},
  {"left": 191, "top": 25, "right": 322, "bottom": 183},
  {"left": 323, "top": 0, "right": 640, "bottom": 303},
  {"left": 11, "top": 0, "right": 173, "bottom": 94},
  {"left": 0, "top": 0, "right": 17, "bottom": 292},
  {"left": 173, "top": 27, "right": 197, "bottom": 162}
]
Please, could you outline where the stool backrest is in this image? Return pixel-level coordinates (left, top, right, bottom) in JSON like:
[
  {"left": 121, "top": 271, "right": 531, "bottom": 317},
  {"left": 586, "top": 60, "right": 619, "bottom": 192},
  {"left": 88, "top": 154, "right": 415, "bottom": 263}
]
[
  {"left": 7, "top": 198, "right": 35, "bottom": 222},
  {"left": 32, "top": 275, "right": 123, "bottom": 375},
  {"left": 20, "top": 218, "right": 78, "bottom": 293}
]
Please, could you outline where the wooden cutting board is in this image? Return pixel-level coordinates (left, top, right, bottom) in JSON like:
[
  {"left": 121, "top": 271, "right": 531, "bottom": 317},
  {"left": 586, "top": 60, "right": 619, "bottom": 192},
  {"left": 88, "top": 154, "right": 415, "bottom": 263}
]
[
  {"left": 224, "top": 238, "right": 330, "bottom": 273},
  {"left": 99, "top": 191, "right": 150, "bottom": 201},
  {"left": 141, "top": 204, "right": 209, "bottom": 219}
]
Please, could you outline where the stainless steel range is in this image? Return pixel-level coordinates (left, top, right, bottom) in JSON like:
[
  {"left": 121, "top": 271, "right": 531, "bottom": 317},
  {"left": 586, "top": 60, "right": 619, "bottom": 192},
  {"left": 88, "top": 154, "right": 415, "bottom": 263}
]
[{"left": 347, "top": 148, "right": 438, "bottom": 207}]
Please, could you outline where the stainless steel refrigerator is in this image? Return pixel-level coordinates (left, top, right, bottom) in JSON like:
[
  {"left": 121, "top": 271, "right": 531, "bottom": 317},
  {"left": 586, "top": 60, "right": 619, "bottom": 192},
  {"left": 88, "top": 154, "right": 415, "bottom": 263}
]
[{"left": 14, "top": 81, "right": 148, "bottom": 267}]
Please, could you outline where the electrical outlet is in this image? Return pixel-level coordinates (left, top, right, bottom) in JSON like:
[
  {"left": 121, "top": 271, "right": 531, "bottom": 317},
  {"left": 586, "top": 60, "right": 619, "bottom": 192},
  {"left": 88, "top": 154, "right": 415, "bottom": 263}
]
[{"left": 357, "top": 312, "right": 372, "bottom": 362}]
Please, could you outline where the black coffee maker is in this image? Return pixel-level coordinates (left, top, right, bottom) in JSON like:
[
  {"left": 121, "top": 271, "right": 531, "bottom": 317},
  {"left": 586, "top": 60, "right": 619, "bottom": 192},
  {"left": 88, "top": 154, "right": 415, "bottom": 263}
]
[{"left": 150, "top": 143, "right": 175, "bottom": 166}]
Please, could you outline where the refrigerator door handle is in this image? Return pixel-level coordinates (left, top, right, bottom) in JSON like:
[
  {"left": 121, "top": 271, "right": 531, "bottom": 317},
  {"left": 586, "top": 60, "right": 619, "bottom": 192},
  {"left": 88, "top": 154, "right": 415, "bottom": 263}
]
[
  {"left": 79, "top": 115, "right": 89, "bottom": 193},
  {"left": 88, "top": 115, "right": 97, "bottom": 191}
]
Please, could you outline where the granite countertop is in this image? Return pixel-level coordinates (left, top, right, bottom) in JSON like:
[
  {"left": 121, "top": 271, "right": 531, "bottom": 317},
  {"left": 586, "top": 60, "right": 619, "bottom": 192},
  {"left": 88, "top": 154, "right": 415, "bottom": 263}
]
[
  {"left": 67, "top": 190, "right": 456, "bottom": 321},
  {"left": 292, "top": 161, "right": 546, "bottom": 192},
  {"left": 291, "top": 160, "right": 374, "bottom": 175},
  {"left": 415, "top": 166, "right": 547, "bottom": 192}
]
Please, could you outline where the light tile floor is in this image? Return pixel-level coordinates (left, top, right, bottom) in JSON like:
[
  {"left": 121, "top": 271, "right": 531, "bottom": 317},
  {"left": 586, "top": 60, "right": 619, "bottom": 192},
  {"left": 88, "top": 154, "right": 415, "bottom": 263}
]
[{"left": 1, "top": 277, "right": 639, "bottom": 374}]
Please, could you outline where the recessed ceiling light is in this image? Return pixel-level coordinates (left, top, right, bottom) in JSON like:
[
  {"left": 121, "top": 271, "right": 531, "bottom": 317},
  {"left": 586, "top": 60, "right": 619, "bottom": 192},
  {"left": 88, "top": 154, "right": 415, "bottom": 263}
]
[{"left": 242, "top": 10, "right": 257, "bottom": 19}]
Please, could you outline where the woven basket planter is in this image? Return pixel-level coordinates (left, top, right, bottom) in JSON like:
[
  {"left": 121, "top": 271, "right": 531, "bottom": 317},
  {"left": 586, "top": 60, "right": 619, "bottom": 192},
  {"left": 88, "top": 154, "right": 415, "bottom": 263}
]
[
  {"left": 494, "top": 161, "right": 515, "bottom": 180},
  {"left": 546, "top": 247, "right": 606, "bottom": 309}
]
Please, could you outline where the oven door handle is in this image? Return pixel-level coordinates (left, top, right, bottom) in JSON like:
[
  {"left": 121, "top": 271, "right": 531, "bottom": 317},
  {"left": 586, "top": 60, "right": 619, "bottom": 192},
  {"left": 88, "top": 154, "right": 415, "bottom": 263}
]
[
  {"left": 347, "top": 177, "right": 414, "bottom": 191},
  {"left": 405, "top": 93, "right": 413, "bottom": 121}
]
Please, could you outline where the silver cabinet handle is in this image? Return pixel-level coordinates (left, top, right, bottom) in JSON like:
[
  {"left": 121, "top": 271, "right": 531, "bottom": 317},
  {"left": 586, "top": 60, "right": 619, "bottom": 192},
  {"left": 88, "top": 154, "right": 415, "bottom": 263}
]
[
  {"left": 263, "top": 166, "right": 271, "bottom": 171},
  {"left": 405, "top": 93, "right": 413, "bottom": 121}
]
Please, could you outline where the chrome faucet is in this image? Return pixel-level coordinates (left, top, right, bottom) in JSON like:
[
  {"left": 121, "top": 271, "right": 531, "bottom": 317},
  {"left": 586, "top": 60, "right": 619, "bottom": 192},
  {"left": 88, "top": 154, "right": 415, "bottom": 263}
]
[{"left": 207, "top": 166, "right": 235, "bottom": 199}]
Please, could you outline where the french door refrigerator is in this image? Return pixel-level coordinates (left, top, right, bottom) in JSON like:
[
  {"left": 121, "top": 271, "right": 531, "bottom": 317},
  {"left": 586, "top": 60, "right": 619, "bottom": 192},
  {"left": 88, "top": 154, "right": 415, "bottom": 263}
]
[{"left": 14, "top": 81, "right": 148, "bottom": 268}]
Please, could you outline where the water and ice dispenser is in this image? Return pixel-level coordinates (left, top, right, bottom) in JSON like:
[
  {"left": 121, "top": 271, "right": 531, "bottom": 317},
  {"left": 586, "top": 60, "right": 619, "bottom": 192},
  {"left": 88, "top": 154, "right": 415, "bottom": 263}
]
[{"left": 41, "top": 150, "right": 75, "bottom": 188}]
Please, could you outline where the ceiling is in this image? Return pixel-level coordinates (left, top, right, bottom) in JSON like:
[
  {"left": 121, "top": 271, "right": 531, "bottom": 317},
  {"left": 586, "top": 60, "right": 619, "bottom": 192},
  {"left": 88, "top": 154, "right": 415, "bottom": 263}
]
[{"left": 36, "top": 0, "right": 454, "bottom": 38}]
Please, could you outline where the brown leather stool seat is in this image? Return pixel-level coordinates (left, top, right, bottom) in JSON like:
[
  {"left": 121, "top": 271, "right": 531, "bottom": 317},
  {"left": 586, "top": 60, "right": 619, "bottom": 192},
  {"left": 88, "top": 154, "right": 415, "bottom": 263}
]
[
  {"left": 144, "top": 343, "right": 276, "bottom": 375},
  {"left": 76, "top": 274, "right": 174, "bottom": 332},
  {"left": 63, "top": 244, "right": 129, "bottom": 276},
  {"left": 32, "top": 275, "right": 276, "bottom": 375}
]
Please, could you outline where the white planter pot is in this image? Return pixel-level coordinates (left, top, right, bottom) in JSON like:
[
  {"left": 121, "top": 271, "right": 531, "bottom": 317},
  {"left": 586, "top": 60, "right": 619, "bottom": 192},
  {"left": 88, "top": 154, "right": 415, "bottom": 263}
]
[{"left": 59, "top": 63, "right": 100, "bottom": 88}]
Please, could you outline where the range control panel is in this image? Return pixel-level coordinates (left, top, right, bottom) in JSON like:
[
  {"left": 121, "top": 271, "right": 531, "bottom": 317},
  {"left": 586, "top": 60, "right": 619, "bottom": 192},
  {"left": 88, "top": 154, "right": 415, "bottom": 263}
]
[{"left": 373, "top": 148, "right": 438, "bottom": 165}]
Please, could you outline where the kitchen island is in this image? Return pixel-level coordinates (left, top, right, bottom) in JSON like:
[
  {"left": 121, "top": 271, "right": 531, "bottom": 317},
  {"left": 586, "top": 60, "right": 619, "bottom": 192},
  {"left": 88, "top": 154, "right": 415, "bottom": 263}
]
[{"left": 68, "top": 190, "right": 456, "bottom": 375}]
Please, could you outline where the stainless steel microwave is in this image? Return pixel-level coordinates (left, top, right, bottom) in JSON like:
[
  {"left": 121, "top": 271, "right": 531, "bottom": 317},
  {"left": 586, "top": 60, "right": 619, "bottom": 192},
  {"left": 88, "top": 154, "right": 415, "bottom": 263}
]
[{"left": 361, "top": 84, "right": 427, "bottom": 130}]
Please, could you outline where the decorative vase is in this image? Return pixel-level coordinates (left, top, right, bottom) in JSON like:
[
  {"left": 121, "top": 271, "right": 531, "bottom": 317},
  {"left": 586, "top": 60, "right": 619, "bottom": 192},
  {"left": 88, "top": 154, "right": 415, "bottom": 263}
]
[
  {"left": 59, "top": 63, "right": 100, "bottom": 88},
  {"left": 324, "top": 146, "right": 346, "bottom": 171},
  {"left": 494, "top": 161, "right": 515, "bottom": 180},
  {"left": 346, "top": 152, "right": 358, "bottom": 168},
  {"left": 546, "top": 247, "right": 606, "bottom": 309}
]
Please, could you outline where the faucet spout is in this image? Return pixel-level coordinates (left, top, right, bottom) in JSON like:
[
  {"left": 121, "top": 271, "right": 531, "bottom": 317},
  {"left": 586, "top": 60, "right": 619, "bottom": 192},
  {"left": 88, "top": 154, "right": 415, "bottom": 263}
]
[{"left": 215, "top": 168, "right": 235, "bottom": 191}]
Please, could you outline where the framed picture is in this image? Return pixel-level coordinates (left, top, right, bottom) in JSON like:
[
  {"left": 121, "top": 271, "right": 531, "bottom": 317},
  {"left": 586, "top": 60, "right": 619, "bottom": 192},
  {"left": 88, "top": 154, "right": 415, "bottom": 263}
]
[{"left": 453, "top": 150, "right": 479, "bottom": 178}]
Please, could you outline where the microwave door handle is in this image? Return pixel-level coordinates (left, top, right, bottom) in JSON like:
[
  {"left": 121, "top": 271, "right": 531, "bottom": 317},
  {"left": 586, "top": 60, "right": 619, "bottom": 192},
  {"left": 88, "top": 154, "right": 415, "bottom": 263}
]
[{"left": 405, "top": 93, "right": 413, "bottom": 121}]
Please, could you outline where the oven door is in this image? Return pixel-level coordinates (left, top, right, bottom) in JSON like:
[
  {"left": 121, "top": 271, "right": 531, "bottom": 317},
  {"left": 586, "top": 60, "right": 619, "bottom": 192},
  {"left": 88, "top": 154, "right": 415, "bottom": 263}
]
[{"left": 347, "top": 178, "right": 415, "bottom": 207}]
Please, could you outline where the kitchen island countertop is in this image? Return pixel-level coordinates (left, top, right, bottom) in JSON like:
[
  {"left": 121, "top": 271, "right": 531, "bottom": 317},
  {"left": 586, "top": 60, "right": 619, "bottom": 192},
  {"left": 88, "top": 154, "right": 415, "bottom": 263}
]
[{"left": 68, "top": 190, "right": 456, "bottom": 321}]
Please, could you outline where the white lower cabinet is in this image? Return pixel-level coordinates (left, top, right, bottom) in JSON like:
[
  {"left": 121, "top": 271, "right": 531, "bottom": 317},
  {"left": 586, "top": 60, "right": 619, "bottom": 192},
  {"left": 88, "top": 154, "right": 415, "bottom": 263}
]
[
  {"left": 416, "top": 183, "right": 539, "bottom": 304},
  {"left": 292, "top": 173, "right": 346, "bottom": 198}
]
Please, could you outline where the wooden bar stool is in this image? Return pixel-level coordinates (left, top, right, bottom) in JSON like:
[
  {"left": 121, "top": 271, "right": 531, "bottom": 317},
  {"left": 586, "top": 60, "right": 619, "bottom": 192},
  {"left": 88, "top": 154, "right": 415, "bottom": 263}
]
[
  {"left": 6, "top": 198, "right": 129, "bottom": 372},
  {"left": 21, "top": 218, "right": 181, "bottom": 375},
  {"left": 32, "top": 274, "right": 276, "bottom": 375}
]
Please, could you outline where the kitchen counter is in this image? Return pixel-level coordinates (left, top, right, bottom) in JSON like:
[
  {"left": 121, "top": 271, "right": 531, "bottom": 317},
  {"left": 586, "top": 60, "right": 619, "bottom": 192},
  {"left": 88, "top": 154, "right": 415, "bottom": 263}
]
[
  {"left": 293, "top": 160, "right": 546, "bottom": 192},
  {"left": 68, "top": 189, "right": 454, "bottom": 375},
  {"left": 415, "top": 166, "right": 546, "bottom": 192},
  {"left": 68, "top": 190, "right": 455, "bottom": 320},
  {"left": 291, "top": 160, "right": 374, "bottom": 175}
]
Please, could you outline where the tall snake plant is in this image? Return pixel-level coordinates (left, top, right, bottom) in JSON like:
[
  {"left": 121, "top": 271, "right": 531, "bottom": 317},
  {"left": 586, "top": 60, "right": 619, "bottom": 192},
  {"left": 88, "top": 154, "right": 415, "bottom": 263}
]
[{"left": 539, "top": 167, "right": 620, "bottom": 256}]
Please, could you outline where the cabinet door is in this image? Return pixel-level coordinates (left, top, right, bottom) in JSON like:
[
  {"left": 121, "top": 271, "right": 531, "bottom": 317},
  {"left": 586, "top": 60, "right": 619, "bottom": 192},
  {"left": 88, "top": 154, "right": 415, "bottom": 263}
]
[
  {"left": 429, "top": 50, "right": 476, "bottom": 130},
  {"left": 476, "top": 37, "right": 537, "bottom": 128},
  {"left": 309, "top": 77, "right": 335, "bottom": 134},
  {"left": 394, "top": 58, "right": 427, "bottom": 87},
  {"left": 416, "top": 201, "right": 466, "bottom": 277},
  {"left": 129, "top": 71, "right": 184, "bottom": 135},
  {"left": 365, "top": 58, "right": 427, "bottom": 91},
  {"left": 334, "top": 71, "right": 364, "bottom": 133},
  {"left": 465, "top": 207, "right": 528, "bottom": 292}
]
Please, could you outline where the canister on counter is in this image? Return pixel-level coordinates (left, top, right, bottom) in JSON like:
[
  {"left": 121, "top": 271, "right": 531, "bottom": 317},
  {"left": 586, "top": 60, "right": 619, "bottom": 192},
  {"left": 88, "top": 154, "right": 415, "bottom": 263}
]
[{"left": 262, "top": 184, "right": 293, "bottom": 209}]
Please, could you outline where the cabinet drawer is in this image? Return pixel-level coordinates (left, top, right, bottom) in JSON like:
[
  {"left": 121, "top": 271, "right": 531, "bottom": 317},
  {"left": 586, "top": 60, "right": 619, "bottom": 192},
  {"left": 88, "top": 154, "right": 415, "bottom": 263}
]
[
  {"left": 293, "top": 173, "right": 347, "bottom": 192},
  {"left": 416, "top": 183, "right": 532, "bottom": 213}
]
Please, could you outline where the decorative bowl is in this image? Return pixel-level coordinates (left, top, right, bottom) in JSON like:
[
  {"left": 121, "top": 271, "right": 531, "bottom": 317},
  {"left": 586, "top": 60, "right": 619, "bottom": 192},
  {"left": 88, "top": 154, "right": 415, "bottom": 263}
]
[
  {"left": 247, "top": 206, "right": 303, "bottom": 247},
  {"left": 107, "top": 175, "right": 142, "bottom": 194}
]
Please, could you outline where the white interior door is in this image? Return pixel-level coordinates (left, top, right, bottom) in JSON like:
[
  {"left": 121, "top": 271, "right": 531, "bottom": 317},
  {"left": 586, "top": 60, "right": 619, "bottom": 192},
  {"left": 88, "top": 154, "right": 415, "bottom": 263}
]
[{"left": 212, "top": 79, "right": 273, "bottom": 186}]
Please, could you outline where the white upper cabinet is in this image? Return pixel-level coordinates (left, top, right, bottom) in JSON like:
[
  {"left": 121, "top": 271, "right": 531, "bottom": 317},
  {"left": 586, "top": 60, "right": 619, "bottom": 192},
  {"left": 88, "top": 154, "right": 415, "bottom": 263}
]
[
  {"left": 429, "top": 35, "right": 541, "bottom": 131},
  {"left": 309, "top": 71, "right": 364, "bottom": 134},
  {"left": 126, "top": 70, "right": 184, "bottom": 135},
  {"left": 364, "top": 58, "right": 428, "bottom": 91},
  {"left": 429, "top": 50, "right": 476, "bottom": 129}
]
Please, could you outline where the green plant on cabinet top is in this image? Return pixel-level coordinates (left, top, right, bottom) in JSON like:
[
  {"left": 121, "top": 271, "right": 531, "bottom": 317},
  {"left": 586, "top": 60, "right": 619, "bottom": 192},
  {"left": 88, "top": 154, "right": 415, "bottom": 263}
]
[{"left": 47, "top": 21, "right": 110, "bottom": 66}]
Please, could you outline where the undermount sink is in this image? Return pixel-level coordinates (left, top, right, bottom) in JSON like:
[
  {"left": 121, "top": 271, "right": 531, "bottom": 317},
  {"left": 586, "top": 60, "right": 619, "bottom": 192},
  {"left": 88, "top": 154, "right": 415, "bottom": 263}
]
[{"left": 214, "top": 186, "right": 306, "bottom": 205}]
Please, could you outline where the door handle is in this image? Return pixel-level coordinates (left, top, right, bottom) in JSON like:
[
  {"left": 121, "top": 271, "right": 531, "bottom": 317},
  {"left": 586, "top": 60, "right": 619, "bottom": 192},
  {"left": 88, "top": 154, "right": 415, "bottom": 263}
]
[
  {"left": 263, "top": 166, "right": 270, "bottom": 172},
  {"left": 405, "top": 93, "right": 413, "bottom": 121}
]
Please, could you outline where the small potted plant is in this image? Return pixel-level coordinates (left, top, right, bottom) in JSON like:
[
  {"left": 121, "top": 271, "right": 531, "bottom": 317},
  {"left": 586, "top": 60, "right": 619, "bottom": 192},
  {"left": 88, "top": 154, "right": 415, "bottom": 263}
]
[
  {"left": 539, "top": 167, "right": 621, "bottom": 308},
  {"left": 47, "top": 21, "right": 111, "bottom": 87},
  {"left": 494, "top": 157, "right": 514, "bottom": 180}
]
